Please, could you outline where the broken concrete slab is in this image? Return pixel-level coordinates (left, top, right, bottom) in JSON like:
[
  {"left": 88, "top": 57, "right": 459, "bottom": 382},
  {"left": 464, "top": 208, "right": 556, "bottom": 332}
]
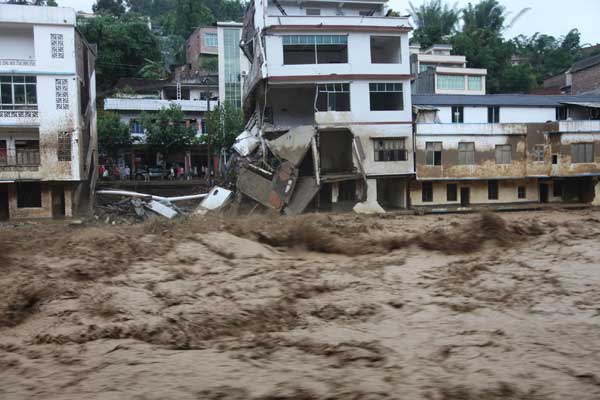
[
  {"left": 196, "top": 186, "right": 233, "bottom": 215},
  {"left": 233, "top": 128, "right": 261, "bottom": 157},
  {"left": 145, "top": 200, "right": 178, "bottom": 219},
  {"left": 284, "top": 176, "right": 320, "bottom": 215},
  {"left": 266, "top": 125, "right": 315, "bottom": 166},
  {"left": 271, "top": 161, "right": 298, "bottom": 207},
  {"left": 237, "top": 166, "right": 277, "bottom": 209}
]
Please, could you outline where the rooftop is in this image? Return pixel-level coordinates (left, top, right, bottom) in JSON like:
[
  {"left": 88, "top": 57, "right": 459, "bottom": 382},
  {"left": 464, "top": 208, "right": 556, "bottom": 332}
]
[
  {"left": 571, "top": 54, "right": 600, "bottom": 74},
  {"left": 0, "top": 3, "right": 76, "bottom": 26},
  {"left": 413, "top": 94, "right": 600, "bottom": 107}
]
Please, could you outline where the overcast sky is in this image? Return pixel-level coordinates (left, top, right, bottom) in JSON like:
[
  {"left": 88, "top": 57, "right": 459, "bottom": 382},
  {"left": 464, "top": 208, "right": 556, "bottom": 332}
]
[{"left": 58, "top": 0, "right": 599, "bottom": 45}]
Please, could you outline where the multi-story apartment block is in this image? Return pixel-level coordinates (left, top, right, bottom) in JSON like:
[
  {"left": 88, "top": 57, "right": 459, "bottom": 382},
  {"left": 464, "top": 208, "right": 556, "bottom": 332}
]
[
  {"left": 0, "top": 4, "right": 97, "bottom": 220},
  {"left": 239, "top": 0, "right": 414, "bottom": 213},
  {"left": 185, "top": 26, "right": 218, "bottom": 73},
  {"left": 411, "top": 44, "right": 487, "bottom": 96},
  {"left": 411, "top": 94, "right": 600, "bottom": 209}
]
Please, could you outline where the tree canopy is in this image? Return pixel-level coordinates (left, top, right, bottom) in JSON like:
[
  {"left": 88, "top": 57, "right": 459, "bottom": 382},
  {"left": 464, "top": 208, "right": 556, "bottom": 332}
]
[
  {"left": 141, "top": 105, "right": 198, "bottom": 156},
  {"left": 409, "top": 0, "right": 459, "bottom": 49},
  {"left": 98, "top": 112, "right": 133, "bottom": 159},
  {"left": 204, "top": 102, "right": 245, "bottom": 155}
]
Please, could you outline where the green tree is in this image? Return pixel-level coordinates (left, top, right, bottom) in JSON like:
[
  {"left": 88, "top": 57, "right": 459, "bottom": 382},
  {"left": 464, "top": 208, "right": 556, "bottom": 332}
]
[
  {"left": 93, "top": 0, "right": 126, "bottom": 16},
  {"left": 141, "top": 105, "right": 197, "bottom": 157},
  {"left": 500, "top": 63, "right": 537, "bottom": 93},
  {"left": 408, "top": 0, "right": 460, "bottom": 48},
  {"left": 77, "top": 15, "right": 162, "bottom": 91},
  {"left": 98, "top": 112, "right": 133, "bottom": 159},
  {"left": 139, "top": 58, "right": 170, "bottom": 79},
  {"left": 201, "top": 57, "right": 218, "bottom": 73},
  {"left": 204, "top": 102, "right": 245, "bottom": 155},
  {"left": 163, "top": 0, "right": 214, "bottom": 38}
]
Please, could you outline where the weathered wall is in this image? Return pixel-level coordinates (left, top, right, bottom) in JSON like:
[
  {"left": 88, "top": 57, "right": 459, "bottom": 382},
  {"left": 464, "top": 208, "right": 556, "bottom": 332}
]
[
  {"left": 572, "top": 65, "right": 600, "bottom": 94},
  {"left": 556, "top": 133, "right": 600, "bottom": 176},
  {"left": 434, "top": 106, "right": 556, "bottom": 124}
]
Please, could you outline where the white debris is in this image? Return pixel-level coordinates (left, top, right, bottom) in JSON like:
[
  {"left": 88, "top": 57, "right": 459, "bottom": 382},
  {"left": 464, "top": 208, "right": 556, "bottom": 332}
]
[{"left": 196, "top": 186, "right": 233, "bottom": 215}]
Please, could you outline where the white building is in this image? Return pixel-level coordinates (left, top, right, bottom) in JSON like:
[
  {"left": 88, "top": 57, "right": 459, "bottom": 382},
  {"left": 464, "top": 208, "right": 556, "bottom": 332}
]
[
  {"left": 0, "top": 3, "right": 97, "bottom": 220},
  {"left": 240, "top": 0, "right": 414, "bottom": 212},
  {"left": 411, "top": 44, "right": 487, "bottom": 96},
  {"left": 217, "top": 22, "right": 250, "bottom": 108}
]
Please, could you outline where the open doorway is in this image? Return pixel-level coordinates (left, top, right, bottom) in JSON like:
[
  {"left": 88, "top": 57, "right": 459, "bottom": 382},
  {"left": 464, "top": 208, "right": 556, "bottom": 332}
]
[
  {"left": 539, "top": 183, "right": 549, "bottom": 203},
  {"left": 0, "top": 187, "right": 8, "bottom": 221},
  {"left": 460, "top": 187, "right": 470, "bottom": 207},
  {"left": 52, "top": 185, "right": 66, "bottom": 218}
]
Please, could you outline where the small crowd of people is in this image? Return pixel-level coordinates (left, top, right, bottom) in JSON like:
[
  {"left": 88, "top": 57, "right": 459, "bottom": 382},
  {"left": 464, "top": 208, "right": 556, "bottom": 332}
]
[{"left": 98, "top": 163, "right": 203, "bottom": 181}]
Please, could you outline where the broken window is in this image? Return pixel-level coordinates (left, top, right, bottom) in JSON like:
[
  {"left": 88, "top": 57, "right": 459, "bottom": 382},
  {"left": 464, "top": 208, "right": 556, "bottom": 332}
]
[
  {"left": 533, "top": 145, "right": 545, "bottom": 162},
  {"left": 282, "top": 35, "right": 348, "bottom": 65},
  {"left": 370, "top": 36, "right": 401, "bottom": 64},
  {"left": 373, "top": 138, "right": 407, "bottom": 162},
  {"left": 422, "top": 182, "right": 433, "bottom": 203},
  {"left": 451, "top": 106, "right": 464, "bottom": 123},
  {"left": 571, "top": 143, "right": 594, "bottom": 164},
  {"left": 58, "top": 131, "right": 71, "bottom": 162},
  {"left": 495, "top": 144, "right": 512, "bottom": 164},
  {"left": 488, "top": 106, "right": 500, "bottom": 123},
  {"left": 518, "top": 186, "right": 526, "bottom": 199},
  {"left": 17, "top": 182, "right": 41, "bottom": 208},
  {"left": 316, "top": 84, "right": 350, "bottom": 112},
  {"left": 458, "top": 142, "right": 475, "bottom": 165},
  {"left": 488, "top": 180, "right": 499, "bottom": 200},
  {"left": 369, "top": 83, "right": 403, "bottom": 111},
  {"left": 447, "top": 183, "right": 457, "bottom": 202},
  {"left": 426, "top": 142, "right": 442, "bottom": 166},
  {"left": 0, "top": 76, "right": 37, "bottom": 110}
]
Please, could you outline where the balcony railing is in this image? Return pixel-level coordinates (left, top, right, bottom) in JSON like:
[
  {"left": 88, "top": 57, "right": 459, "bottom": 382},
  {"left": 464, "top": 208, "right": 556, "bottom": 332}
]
[
  {"left": 0, "top": 110, "right": 39, "bottom": 118},
  {"left": 0, "top": 59, "right": 36, "bottom": 67},
  {"left": 0, "top": 149, "right": 41, "bottom": 167}
]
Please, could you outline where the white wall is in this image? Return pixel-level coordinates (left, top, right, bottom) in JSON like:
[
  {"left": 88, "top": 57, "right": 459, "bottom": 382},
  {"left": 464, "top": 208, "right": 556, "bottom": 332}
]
[
  {"left": 435, "top": 106, "right": 558, "bottom": 124},
  {"left": 0, "top": 26, "right": 34, "bottom": 60},
  {"left": 269, "top": 2, "right": 385, "bottom": 17}
]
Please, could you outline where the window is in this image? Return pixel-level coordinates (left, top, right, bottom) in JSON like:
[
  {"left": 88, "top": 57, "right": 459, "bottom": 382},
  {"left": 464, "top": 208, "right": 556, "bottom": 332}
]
[
  {"left": 518, "top": 186, "right": 526, "bottom": 199},
  {"left": 488, "top": 180, "right": 499, "bottom": 200},
  {"left": 55, "top": 78, "right": 69, "bottom": 110},
  {"left": 447, "top": 184, "right": 457, "bottom": 202},
  {"left": 495, "top": 144, "right": 512, "bottom": 164},
  {"left": 437, "top": 74, "right": 465, "bottom": 90},
  {"left": 533, "top": 145, "right": 545, "bottom": 162},
  {"left": 426, "top": 142, "right": 442, "bottom": 166},
  {"left": 306, "top": 8, "right": 321, "bottom": 15},
  {"left": 282, "top": 35, "right": 348, "bottom": 65},
  {"left": 571, "top": 143, "right": 594, "bottom": 163},
  {"left": 0, "top": 76, "right": 37, "bottom": 110},
  {"left": 488, "top": 106, "right": 500, "bottom": 123},
  {"left": 131, "top": 120, "right": 144, "bottom": 134},
  {"left": 204, "top": 33, "right": 218, "bottom": 47},
  {"left": 552, "top": 154, "right": 558, "bottom": 164},
  {"left": 51, "top": 33, "right": 64, "bottom": 59},
  {"left": 458, "top": 142, "right": 475, "bottom": 165},
  {"left": 223, "top": 28, "right": 242, "bottom": 107},
  {"left": 370, "top": 36, "right": 401, "bottom": 64},
  {"left": 556, "top": 106, "right": 568, "bottom": 121},
  {"left": 468, "top": 76, "right": 483, "bottom": 91},
  {"left": 553, "top": 181, "right": 562, "bottom": 197},
  {"left": 57, "top": 131, "right": 71, "bottom": 161},
  {"left": 316, "top": 83, "right": 350, "bottom": 112},
  {"left": 15, "top": 140, "right": 39, "bottom": 166},
  {"left": 369, "top": 83, "right": 403, "bottom": 111},
  {"left": 373, "top": 138, "right": 407, "bottom": 162},
  {"left": 451, "top": 106, "right": 464, "bottom": 123},
  {"left": 422, "top": 182, "right": 433, "bottom": 202},
  {"left": 17, "top": 182, "right": 42, "bottom": 208},
  {"left": 419, "top": 63, "right": 435, "bottom": 72}
]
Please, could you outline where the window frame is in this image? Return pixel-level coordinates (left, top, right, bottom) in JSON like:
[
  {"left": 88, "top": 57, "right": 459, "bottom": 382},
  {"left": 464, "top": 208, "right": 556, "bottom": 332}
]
[
  {"left": 373, "top": 138, "right": 407, "bottom": 162},
  {"left": 204, "top": 32, "right": 218, "bottom": 47},
  {"left": 0, "top": 75, "right": 37, "bottom": 110},
  {"left": 517, "top": 186, "right": 526, "bottom": 199},
  {"left": 487, "top": 106, "right": 500, "bottom": 123},
  {"left": 571, "top": 142, "right": 595, "bottom": 164},
  {"left": 458, "top": 142, "right": 475, "bottom": 165},
  {"left": 495, "top": 144, "right": 512, "bottom": 165},
  {"left": 422, "top": 182, "right": 433, "bottom": 203},
  {"left": 316, "top": 83, "right": 351, "bottom": 112},
  {"left": 437, "top": 74, "right": 465, "bottom": 91},
  {"left": 369, "top": 82, "right": 404, "bottom": 111},
  {"left": 447, "top": 183, "right": 458, "bottom": 202},
  {"left": 468, "top": 75, "right": 483, "bottom": 91},
  {"left": 282, "top": 35, "right": 348, "bottom": 65},
  {"left": 425, "top": 141, "right": 442, "bottom": 166},
  {"left": 488, "top": 180, "right": 499, "bottom": 200},
  {"left": 17, "top": 182, "right": 42, "bottom": 208},
  {"left": 533, "top": 144, "right": 545, "bottom": 162},
  {"left": 451, "top": 106, "right": 464, "bottom": 123}
]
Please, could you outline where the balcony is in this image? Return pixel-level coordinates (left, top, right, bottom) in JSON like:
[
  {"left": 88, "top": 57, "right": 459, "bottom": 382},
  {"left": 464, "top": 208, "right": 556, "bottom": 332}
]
[
  {"left": 0, "top": 109, "right": 39, "bottom": 127},
  {"left": 558, "top": 120, "right": 600, "bottom": 133},
  {"left": 265, "top": 15, "right": 411, "bottom": 32},
  {"left": 104, "top": 98, "right": 218, "bottom": 112},
  {"left": 0, "top": 149, "right": 40, "bottom": 168}
]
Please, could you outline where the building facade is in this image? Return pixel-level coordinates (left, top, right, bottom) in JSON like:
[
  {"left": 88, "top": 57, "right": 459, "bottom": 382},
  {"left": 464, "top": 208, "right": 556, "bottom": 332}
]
[
  {"left": 0, "top": 4, "right": 97, "bottom": 220},
  {"left": 411, "top": 94, "right": 600, "bottom": 209},
  {"left": 239, "top": 0, "right": 414, "bottom": 213},
  {"left": 186, "top": 26, "right": 218, "bottom": 73}
]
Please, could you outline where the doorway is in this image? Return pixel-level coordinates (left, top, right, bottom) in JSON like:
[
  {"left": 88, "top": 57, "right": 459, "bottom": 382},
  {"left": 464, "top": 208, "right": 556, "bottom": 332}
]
[
  {"left": 0, "top": 189, "right": 9, "bottom": 221},
  {"left": 539, "top": 183, "right": 549, "bottom": 203},
  {"left": 460, "top": 187, "right": 470, "bottom": 207},
  {"left": 52, "top": 186, "right": 66, "bottom": 218}
]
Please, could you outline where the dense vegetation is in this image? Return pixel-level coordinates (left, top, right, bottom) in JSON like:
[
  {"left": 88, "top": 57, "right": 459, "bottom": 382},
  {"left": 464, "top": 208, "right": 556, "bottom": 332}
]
[{"left": 409, "top": 0, "right": 599, "bottom": 93}]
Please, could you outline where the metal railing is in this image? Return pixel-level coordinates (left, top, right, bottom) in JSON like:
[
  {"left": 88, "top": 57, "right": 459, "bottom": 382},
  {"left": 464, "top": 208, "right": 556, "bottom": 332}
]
[{"left": 0, "top": 149, "right": 41, "bottom": 167}]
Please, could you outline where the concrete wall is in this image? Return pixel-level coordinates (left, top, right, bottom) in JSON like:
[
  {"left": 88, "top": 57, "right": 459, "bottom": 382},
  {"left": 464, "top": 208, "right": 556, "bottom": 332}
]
[
  {"left": 0, "top": 26, "right": 35, "bottom": 60},
  {"left": 435, "top": 106, "right": 557, "bottom": 124},
  {"left": 268, "top": 2, "right": 386, "bottom": 17},
  {"left": 572, "top": 65, "right": 600, "bottom": 94}
]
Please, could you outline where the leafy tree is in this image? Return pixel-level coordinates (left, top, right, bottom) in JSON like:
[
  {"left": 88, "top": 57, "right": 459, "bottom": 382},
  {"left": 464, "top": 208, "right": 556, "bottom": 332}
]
[
  {"left": 204, "top": 102, "right": 245, "bottom": 155},
  {"left": 160, "top": 34, "right": 186, "bottom": 67},
  {"left": 139, "top": 58, "right": 170, "bottom": 79},
  {"left": 162, "top": 0, "right": 214, "bottom": 38},
  {"left": 98, "top": 112, "right": 133, "bottom": 159},
  {"left": 201, "top": 57, "right": 218, "bottom": 73},
  {"left": 408, "top": 0, "right": 460, "bottom": 48},
  {"left": 500, "top": 63, "right": 537, "bottom": 93},
  {"left": 141, "top": 105, "right": 197, "bottom": 157},
  {"left": 93, "top": 0, "right": 126, "bottom": 16},
  {"left": 77, "top": 15, "right": 162, "bottom": 91}
]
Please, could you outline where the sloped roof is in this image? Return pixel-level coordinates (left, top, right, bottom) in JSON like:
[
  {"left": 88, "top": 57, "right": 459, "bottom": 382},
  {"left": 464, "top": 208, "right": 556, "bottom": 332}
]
[
  {"left": 571, "top": 54, "right": 600, "bottom": 73},
  {"left": 412, "top": 94, "right": 600, "bottom": 107}
]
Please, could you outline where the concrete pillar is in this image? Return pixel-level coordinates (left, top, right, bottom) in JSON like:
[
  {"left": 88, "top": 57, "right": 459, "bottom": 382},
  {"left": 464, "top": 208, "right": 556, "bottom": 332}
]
[
  {"left": 331, "top": 182, "right": 339, "bottom": 203},
  {"left": 65, "top": 185, "right": 73, "bottom": 218},
  {"left": 353, "top": 178, "right": 385, "bottom": 214},
  {"left": 592, "top": 179, "right": 600, "bottom": 206}
]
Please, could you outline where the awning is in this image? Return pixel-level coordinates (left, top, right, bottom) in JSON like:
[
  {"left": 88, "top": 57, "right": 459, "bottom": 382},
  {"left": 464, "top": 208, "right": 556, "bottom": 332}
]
[{"left": 560, "top": 101, "right": 600, "bottom": 109}]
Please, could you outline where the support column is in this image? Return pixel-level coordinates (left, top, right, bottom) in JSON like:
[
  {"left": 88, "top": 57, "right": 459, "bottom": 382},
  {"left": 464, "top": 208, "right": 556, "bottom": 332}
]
[
  {"left": 353, "top": 178, "right": 385, "bottom": 214},
  {"left": 64, "top": 185, "right": 73, "bottom": 218}
]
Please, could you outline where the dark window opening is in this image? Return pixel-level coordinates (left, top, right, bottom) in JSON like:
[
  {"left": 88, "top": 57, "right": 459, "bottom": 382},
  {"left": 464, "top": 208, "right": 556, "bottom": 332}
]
[
  {"left": 283, "top": 35, "right": 347, "bottom": 65},
  {"left": 556, "top": 106, "right": 568, "bottom": 121},
  {"left": 369, "top": 83, "right": 403, "bottom": 111},
  {"left": 451, "top": 106, "right": 464, "bottom": 123},
  {"left": 316, "top": 83, "right": 350, "bottom": 112},
  {"left": 370, "top": 36, "right": 401, "bottom": 64},
  {"left": 553, "top": 181, "right": 562, "bottom": 197},
  {"left": 552, "top": 154, "right": 558, "bottom": 164},
  {"left": 518, "top": 186, "right": 526, "bottom": 199},
  {"left": 338, "top": 180, "right": 356, "bottom": 201},
  {"left": 422, "top": 182, "right": 433, "bottom": 203},
  {"left": 488, "top": 180, "right": 499, "bottom": 200},
  {"left": 374, "top": 138, "right": 407, "bottom": 161},
  {"left": 426, "top": 141, "right": 442, "bottom": 166},
  {"left": 447, "top": 183, "right": 457, "bottom": 202},
  {"left": 17, "top": 182, "right": 42, "bottom": 208},
  {"left": 488, "top": 106, "right": 500, "bottom": 123},
  {"left": 319, "top": 130, "right": 354, "bottom": 173}
]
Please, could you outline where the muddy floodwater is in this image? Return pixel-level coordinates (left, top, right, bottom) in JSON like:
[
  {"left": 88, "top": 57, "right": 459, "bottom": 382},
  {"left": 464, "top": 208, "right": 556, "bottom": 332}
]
[{"left": 1, "top": 209, "right": 600, "bottom": 399}]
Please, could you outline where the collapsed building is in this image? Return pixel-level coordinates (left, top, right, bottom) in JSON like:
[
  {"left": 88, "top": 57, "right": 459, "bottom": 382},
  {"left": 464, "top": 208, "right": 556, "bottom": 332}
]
[
  {"left": 233, "top": 0, "right": 414, "bottom": 214},
  {"left": 0, "top": 4, "right": 97, "bottom": 220}
]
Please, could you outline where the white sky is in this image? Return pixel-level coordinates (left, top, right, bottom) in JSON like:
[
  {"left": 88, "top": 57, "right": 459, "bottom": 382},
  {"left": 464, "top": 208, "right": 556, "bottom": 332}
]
[{"left": 57, "top": 0, "right": 599, "bottom": 45}]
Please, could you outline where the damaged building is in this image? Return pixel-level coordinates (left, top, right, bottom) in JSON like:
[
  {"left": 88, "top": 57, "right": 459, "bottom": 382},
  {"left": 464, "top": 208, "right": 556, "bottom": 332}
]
[
  {"left": 234, "top": 0, "right": 414, "bottom": 214},
  {"left": 0, "top": 3, "right": 97, "bottom": 220}
]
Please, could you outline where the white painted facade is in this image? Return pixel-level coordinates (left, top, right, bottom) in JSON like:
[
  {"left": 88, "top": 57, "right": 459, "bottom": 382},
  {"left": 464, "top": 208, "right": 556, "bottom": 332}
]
[
  {"left": 0, "top": 4, "right": 97, "bottom": 219},
  {"left": 433, "top": 106, "right": 557, "bottom": 124}
]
